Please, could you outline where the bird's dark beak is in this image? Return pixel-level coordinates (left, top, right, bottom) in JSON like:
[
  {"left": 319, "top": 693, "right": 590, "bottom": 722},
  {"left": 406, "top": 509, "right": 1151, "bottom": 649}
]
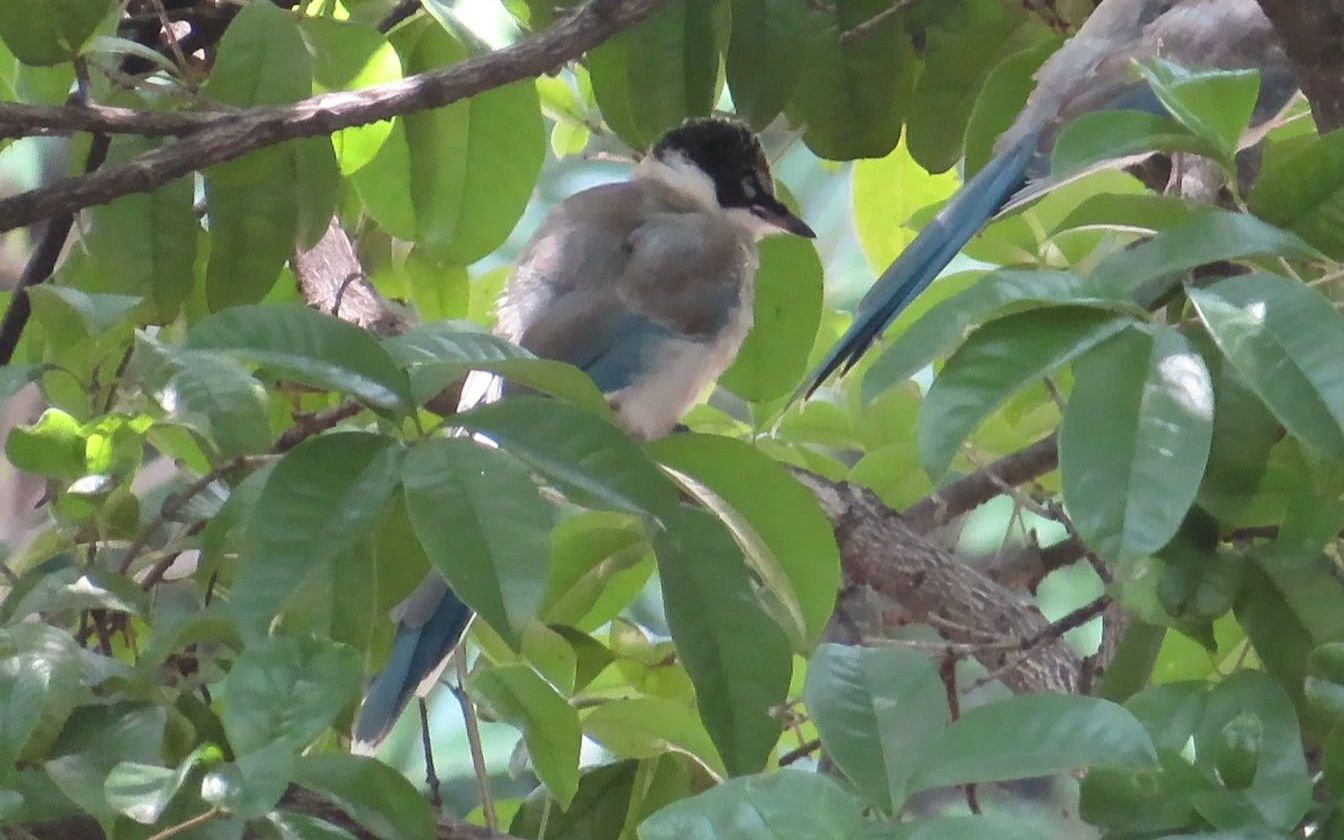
[{"left": 751, "top": 195, "right": 816, "bottom": 238}]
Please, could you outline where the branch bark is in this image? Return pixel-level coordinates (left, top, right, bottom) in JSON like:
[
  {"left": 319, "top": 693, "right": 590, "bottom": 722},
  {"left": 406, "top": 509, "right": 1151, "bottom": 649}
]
[
  {"left": 1255, "top": 0, "right": 1344, "bottom": 132},
  {"left": 0, "top": 0, "right": 673, "bottom": 233}
]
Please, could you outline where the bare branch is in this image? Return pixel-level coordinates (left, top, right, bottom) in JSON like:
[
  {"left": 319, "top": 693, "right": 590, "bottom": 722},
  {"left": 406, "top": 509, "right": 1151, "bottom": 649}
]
[
  {"left": 900, "top": 433, "right": 1059, "bottom": 532},
  {"left": 0, "top": 0, "right": 674, "bottom": 233}
]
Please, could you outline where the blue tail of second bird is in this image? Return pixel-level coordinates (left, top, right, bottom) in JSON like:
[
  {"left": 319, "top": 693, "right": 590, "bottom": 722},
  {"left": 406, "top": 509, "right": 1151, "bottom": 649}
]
[
  {"left": 799, "top": 131, "right": 1040, "bottom": 398},
  {"left": 352, "top": 580, "right": 473, "bottom": 751}
]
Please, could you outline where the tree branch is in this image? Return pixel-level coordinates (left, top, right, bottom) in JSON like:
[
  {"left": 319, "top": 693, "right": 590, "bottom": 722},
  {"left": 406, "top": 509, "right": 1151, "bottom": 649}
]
[
  {"left": 1255, "top": 0, "right": 1344, "bottom": 132},
  {"left": 0, "top": 0, "right": 673, "bottom": 233},
  {"left": 900, "top": 433, "right": 1059, "bottom": 532}
]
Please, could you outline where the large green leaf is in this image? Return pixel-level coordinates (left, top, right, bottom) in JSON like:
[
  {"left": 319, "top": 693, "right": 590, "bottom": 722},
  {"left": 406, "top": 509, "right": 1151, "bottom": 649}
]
[
  {"left": 1250, "top": 128, "right": 1344, "bottom": 259},
  {"left": 385, "top": 19, "right": 544, "bottom": 262},
  {"left": 1135, "top": 59, "right": 1260, "bottom": 161},
  {"left": 803, "top": 644, "right": 946, "bottom": 812},
  {"left": 43, "top": 703, "right": 167, "bottom": 827},
  {"left": 293, "top": 753, "right": 433, "bottom": 840},
  {"left": 540, "top": 511, "right": 654, "bottom": 631},
  {"left": 219, "top": 636, "right": 361, "bottom": 755},
  {"left": 81, "top": 136, "right": 196, "bottom": 321},
  {"left": 861, "top": 270, "right": 1136, "bottom": 401},
  {"left": 907, "top": 694, "right": 1157, "bottom": 792},
  {"left": 1060, "top": 326, "right": 1214, "bottom": 559},
  {"left": 384, "top": 323, "right": 608, "bottom": 414},
  {"left": 104, "top": 752, "right": 202, "bottom": 825},
  {"left": 851, "top": 140, "right": 959, "bottom": 276},
  {"left": 1049, "top": 111, "right": 1221, "bottom": 187},
  {"left": 5, "top": 407, "right": 86, "bottom": 480},
  {"left": 0, "top": 625, "right": 81, "bottom": 782},
  {"left": 202, "top": 0, "right": 322, "bottom": 310},
  {"left": 186, "top": 304, "right": 413, "bottom": 414},
  {"left": 510, "top": 761, "right": 639, "bottom": 840},
  {"left": 905, "top": 0, "right": 1028, "bottom": 174},
  {"left": 652, "top": 507, "right": 792, "bottom": 777},
  {"left": 1189, "top": 274, "right": 1344, "bottom": 460},
  {"left": 129, "top": 334, "right": 272, "bottom": 459},
  {"left": 401, "top": 438, "right": 553, "bottom": 649},
  {"left": 456, "top": 396, "right": 680, "bottom": 516},
  {"left": 0, "top": 0, "right": 111, "bottom": 65},
  {"left": 963, "top": 35, "right": 1059, "bottom": 175},
  {"left": 919, "top": 306, "right": 1129, "bottom": 477},
  {"left": 471, "top": 663, "right": 580, "bottom": 808},
  {"left": 1087, "top": 211, "right": 1320, "bottom": 298},
  {"left": 786, "top": 0, "right": 914, "bottom": 160},
  {"left": 638, "top": 769, "right": 870, "bottom": 840},
  {"left": 300, "top": 17, "right": 401, "bottom": 176},
  {"left": 724, "top": 0, "right": 804, "bottom": 129},
  {"left": 582, "top": 696, "right": 725, "bottom": 777},
  {"left": 589, "top": 0, "right": 726, "bottom": 149},
  {"left": 718, "top": 225, "right": 824, "bottom": 403},
  {"left": 648, "top": 433, "right": 840, "bottom": 648},
  {"left": 232, "top": 432, "right": 403, "bottom": 638}
]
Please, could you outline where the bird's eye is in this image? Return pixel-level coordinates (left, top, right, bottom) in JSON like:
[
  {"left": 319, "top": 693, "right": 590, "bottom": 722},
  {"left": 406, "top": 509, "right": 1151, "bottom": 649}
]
[{"left": 741, "top": 177, "right": 758, "bottom": 199}]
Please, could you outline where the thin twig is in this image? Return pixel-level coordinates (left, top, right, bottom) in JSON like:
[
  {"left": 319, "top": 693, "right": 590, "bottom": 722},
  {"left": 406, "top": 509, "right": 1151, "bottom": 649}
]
[
  {"left": 839, "top": 0, "right": 922, "bottom": 44},
  {"left": 143, "top": 807, "right": 220, "bottom": 840},
  {"left": 779, "top": 738, "right": 821, "bottom": 766},
  {"left": 455, "top": 651, "right": 497, "bottom": 831}
]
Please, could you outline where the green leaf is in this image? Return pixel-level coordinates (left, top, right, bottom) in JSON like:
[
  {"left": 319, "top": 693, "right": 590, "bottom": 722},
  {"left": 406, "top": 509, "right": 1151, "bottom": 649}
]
[
  {"left": 787, "top": 0, "right": 914, "bottom": 159},
  {"left": 1049, "top": 110, "right": 1222, "bottom": 184},
  {"left": 963, "top": 35, "right": 1059, "bottom": 175},
  {"left": 186, "top": 304, "right": 414, "bottom": 414},
  {"left": 470, "top": 663, "right": 581, "bottom": 808},
  {"left": 0, "top": 364, "right": 41, "bottom": 401},
  {"left": 232, "top": 432, "right": 403, "bottom": 638},
  {"left": 1060, "top": 326, "right": 1214, "bottom": 559},
  {"left": 540, "top": 511, "right": 653, "bottom": 630},
  {"left": 725, "top": 0, "right": 804, "bottom": 129},
  {"left": 457, "top": 396, "right": 680, "bottom": 516},
  {"left": 300, "top": 17, "right": 400, "bottom": 175},
  {"left": 510, "top": 760, "right": 638, "bottom": 840},
  {"left": 905, "top": 0, "right": 1028, "bottom": 174},
  {"left": 1307, "top": 643, "right": 1344, "bottom": 728},
  {"left": 1250, "top": 128, "right": 1344, "bottom": 259},
  {"left": 582, "top": 697, "right": 725, "bottom": 777},
  {"left": 203, "top": 149, "right": 299, "bottom": 310},
  {"left": 1189, "top": 273, "right": 1344, "bottom": 460},
  {"left": 589, "top": 0, "right": 726, "bottom": 149},
  {"left": 27, "top": 285, "right": 143, "bottom": 340},
  {"left": 647, "top": 433, "right": 840, "bottom": 648},
  {"left": 130, "top": 334, "right": 272, "bottom": 459},
  {"left": 202, "top": 0, "right": 318, "bottom": 309},
  {"left": 0, "top": 0, "right": 111, "bottom": 65},
  {"left": 803, "top": 644, "right": 946, "bottom": 812},
  {"left": 851, "top": 140, "right": 960, "bottom": 275},
  {"left": 104, "top": 752, "right": 201, "bottom": 825},
  {"left": 1088, "top": 210, "right": 1320, "bottom": 297},
  {"left": 389, "top": 19, "right": 544, "bottom": 263},
  {"left": 919, "top": 306, "right": 1129, "bottom": 478},
  {"left": 401, "top": 439, "right": 553, "bottom": 649},
  {"left": 220, "top": 636, "right": 361, "bottom": 755},
  {"left": 0, "top": 625, "right": 81, "bottom": 780},
  {"left": 907, "top": 694, "right": 1157, "bottom": 793},
  {"left": 5, "top": 407, "right": 86, "bottom": 480},
  {"left": 861, "top": 270, "right": 1135, "bottom": 401},
  {"left": 384, "top": 322, "right": 609, "bottom": 414},
  {"left": 1135, "top": 58, "right": 1260, "bottom": 160},
  {"left": 719, "top": 224, "right": 824, "bottom": 403},
  {"left": 638, "top": 769, "right": 869, "bottom": 840},
  {"left": 81, "top": 136, "right": 196, "bottom": 321},
  {"left": 651, "top": 507, "right": 792, "bottom": 776},
  {"left": 292, "top": 753, "right": 433, "bottom": 840}
]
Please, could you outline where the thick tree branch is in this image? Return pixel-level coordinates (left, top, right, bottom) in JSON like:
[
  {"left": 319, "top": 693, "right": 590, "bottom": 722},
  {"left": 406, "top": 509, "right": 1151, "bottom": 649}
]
[
  {"left": 900, "top": 433, "right": 1059, "bottom": 532},
  {"left": 1255, "top": 0, "right": 1344, "bottom": 132},
  {"left": 0, "top": 0, "right": 673, "bottom": 233},
  {"left": 0, "top": 102, "right": 228, "bottom": 140}
]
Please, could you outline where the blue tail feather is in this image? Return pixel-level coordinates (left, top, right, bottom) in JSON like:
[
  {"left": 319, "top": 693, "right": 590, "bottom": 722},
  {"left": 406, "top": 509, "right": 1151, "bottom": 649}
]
[
  {"left": 799, "top": 131, "right": 1040, "bottom": 399},
  {"left": 353, "top": 583, "right": 473, "bottom": 749}
]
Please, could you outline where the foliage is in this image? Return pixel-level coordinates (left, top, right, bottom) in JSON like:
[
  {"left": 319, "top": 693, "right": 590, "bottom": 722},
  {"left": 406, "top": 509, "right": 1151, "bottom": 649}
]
[{"left": 1, "top": 1, "right": 1343, "bottom": 839}]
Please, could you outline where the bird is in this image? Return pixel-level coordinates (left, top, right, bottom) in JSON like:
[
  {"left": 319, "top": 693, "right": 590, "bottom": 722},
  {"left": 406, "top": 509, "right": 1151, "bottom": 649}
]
[
  {"left": 799, "top": 0, "right": 1296, "bottom": 398},
  {"left": 353, "top": 117, "right": 816, "bottom": 750}
]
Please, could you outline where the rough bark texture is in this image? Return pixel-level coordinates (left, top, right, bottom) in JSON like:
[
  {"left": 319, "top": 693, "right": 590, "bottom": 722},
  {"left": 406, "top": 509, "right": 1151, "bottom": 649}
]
[{"left": 1256, "top": 0, "right": 1344, "bottom": 132}]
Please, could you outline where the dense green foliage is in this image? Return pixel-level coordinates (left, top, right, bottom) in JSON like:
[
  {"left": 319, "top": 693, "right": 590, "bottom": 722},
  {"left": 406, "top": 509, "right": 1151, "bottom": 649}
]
[{"left": 3, "top": 0, "right": 1344, "bottom": 838}]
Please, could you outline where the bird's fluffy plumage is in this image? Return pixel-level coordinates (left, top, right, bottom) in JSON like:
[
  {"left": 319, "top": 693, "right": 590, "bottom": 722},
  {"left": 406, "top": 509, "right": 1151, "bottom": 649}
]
[{"left": 354, "top": 118, "right": 810, "bottom": 748}]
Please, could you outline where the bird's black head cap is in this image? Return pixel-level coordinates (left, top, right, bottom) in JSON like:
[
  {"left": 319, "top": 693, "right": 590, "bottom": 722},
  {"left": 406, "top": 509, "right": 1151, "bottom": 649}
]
[{"left": 652, "top": 117, "right": 815, "bottom": 237}]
